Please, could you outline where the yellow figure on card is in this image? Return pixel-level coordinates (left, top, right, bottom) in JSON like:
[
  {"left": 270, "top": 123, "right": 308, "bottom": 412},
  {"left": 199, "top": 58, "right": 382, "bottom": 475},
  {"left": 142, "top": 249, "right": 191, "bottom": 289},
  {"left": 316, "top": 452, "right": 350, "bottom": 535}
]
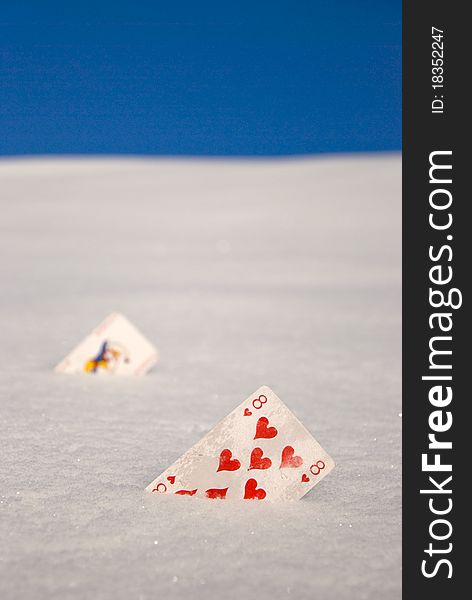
[{"left": 84, "top": 340, "right": 129, "bottom": 373}]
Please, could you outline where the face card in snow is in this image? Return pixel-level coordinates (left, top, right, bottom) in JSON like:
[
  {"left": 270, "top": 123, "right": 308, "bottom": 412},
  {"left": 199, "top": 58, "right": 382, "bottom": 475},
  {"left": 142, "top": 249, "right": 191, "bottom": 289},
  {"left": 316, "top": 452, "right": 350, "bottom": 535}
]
[
  {"left": 146, "top": 386, "right": 335, "bottom": 501},
  {"left": 55, "top": 312, "right": 159, "bottom": 376}
]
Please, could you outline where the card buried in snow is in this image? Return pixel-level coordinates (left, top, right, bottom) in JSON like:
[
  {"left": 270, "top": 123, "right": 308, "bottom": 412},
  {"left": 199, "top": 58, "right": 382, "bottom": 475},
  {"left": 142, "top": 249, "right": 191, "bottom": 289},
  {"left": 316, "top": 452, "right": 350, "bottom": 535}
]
[
  {"left": 55, "top": 312, "right": 159, "bottom": 376},
  {"left": 146, "top": 386, "right": 334, "bottom": 501}
]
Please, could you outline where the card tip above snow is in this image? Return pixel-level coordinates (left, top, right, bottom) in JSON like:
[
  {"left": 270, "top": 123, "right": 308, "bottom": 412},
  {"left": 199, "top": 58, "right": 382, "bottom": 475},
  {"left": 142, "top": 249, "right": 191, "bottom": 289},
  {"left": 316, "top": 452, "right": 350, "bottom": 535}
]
[
  {"left": 146, "top": 385, "right": 335, "bottom": 502},
  {"left": 54, "top": 312, "right": 159, "bottom": 376}
]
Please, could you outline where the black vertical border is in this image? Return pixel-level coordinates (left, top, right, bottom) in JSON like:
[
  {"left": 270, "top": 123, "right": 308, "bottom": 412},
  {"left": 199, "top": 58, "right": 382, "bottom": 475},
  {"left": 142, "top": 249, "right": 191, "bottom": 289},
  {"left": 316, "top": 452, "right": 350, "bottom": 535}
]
[{"left": 403, "top": 2, "right": 467, "bottom": 597}]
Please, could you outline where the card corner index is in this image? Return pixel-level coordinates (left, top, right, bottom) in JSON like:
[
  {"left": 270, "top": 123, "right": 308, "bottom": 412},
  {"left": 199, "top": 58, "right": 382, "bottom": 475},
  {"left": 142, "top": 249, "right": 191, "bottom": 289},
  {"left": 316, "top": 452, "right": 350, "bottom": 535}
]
[{"left": 93, "top": 312, "right": 118, "bottom": 335}]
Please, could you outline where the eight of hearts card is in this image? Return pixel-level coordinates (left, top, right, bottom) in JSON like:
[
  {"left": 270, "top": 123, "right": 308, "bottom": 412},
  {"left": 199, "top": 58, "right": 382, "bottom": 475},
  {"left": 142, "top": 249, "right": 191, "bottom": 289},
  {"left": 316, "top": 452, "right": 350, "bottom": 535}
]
[
  {"left": 55, "top": 312, "right": 159, "bottom": 376},
  {"left": 146, "top": 386, "right": 335, "bottom": 501}
]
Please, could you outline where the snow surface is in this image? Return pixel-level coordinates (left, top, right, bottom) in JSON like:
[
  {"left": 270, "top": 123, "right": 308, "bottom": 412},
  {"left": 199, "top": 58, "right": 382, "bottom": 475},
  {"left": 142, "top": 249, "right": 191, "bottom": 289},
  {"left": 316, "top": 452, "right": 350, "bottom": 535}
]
[{"left": 0, "top": 155, "right": 401, "bottom": 600}]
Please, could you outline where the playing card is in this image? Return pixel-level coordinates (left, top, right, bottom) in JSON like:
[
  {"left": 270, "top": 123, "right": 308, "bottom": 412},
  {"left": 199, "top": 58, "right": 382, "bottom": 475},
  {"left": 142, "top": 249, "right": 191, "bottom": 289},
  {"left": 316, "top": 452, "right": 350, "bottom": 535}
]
[
  {"left": 146, "top": 386, "right": 334, "bottom": 501},
  {"left": 55, "top": 312, "right": 159, "bottom": 376}
]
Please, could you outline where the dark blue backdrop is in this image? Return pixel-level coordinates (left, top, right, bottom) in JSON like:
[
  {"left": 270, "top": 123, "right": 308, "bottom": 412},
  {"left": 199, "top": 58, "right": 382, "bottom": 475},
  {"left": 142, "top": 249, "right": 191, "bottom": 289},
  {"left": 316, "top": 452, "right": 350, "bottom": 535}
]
[{"left": 0, "top": 1, "right": 401, "bottom": 156}]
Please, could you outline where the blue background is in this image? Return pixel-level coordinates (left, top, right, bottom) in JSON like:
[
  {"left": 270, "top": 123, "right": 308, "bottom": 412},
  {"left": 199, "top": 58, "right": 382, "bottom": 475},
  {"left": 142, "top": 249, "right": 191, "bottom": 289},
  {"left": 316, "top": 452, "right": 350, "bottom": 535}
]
[{"left": 0, "top": 1, "right": 401, "bottom": 156}]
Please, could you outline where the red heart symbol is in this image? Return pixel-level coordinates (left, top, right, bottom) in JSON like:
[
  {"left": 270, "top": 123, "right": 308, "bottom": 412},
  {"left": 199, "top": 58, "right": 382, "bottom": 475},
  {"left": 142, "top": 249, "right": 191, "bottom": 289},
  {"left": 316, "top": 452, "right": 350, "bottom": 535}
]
[
  {"left": 205, "top": 487, "right": 228, "bottom": 499},
  {"left": 254, "top": 417, "right": 278, "bottom": 440},
  {"left": 301, "top": 474, "right": 310, "bottom": 482},
  {"left": 175, "top": 489, "right": 197, "bottom": 496},
  {"left": 244, "top": 478, "right": 266, "bottom": 500},
  {"left": 217, "top": 449, "right": 241, "bottom": 472},
  {"left": 244, "top": 408, "right": 252, "bottom": 416},
  {"left": 167, "top": 476, "right": 176, "bottom": 484},
  {"left": 280, "top": 446, "right": 303, "bottom": 469},
  {"left": 249, "top": 447, "right": 272, "bottom": 470}
]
